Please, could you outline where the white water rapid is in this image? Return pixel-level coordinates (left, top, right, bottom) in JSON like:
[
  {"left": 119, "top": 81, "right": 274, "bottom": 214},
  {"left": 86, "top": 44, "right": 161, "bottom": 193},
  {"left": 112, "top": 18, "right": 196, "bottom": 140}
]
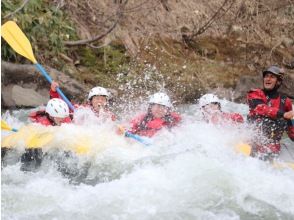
[{"left": 1, "top": 100, "right": 294, "bottom": 220}]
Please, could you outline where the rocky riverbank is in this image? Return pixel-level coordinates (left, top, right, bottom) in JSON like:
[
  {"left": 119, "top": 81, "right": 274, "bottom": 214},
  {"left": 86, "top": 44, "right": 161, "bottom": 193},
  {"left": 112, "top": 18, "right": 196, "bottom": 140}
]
[{"left": 1, "top": 0, "right": 293, "bottom": 109}]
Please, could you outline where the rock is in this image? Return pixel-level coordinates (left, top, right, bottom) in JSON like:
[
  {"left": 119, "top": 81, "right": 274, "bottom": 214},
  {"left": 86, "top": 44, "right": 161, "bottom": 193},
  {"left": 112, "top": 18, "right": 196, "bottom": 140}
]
[
  {"left": 284, "top": 59, "right": 294, "bottom": 69},
  {"left": 281, "top": 37, "right": 293, "bottom": 48},
  {"left": 231, "top": 25, "right": 242, "bottom": 33},
  {"left": 11, "top": 85, "right": 49, "bottom": 107},
  {"left": 234, "top": 75, "right": 261, "bottom": 102},
  {"left": 209, "top": 87, "right": 235, "bottom": 101},
  {"left": 234, "top": 70, "right": 294, "bottom": 102},
  {"left": 2, "top": 85, "right": 48, "bottom": 108},
  {"left": 227, "top": 25, "right": 243, "bottom": 37},
  {"left": 1, "top": 61, "right": 89, "bottom": 109},
  {"left": 1, "top": 85, "right": 15, "bottom": 107},
  {"left": 12, "top": 85, "right": 48, "bottom": 107}
]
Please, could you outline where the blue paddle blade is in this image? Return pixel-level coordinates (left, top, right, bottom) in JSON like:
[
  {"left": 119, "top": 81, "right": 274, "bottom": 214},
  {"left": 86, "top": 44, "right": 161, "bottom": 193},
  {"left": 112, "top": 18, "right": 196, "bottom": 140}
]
[{"left": 125, "top": 131, "right": 153, "bottom": 146}]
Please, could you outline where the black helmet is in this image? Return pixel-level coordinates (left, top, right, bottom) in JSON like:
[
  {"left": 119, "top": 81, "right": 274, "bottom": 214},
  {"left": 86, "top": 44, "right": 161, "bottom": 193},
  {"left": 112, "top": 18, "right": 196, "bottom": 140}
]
[{"left": 262, "top": 65, "right": 284, "bottom": 80}]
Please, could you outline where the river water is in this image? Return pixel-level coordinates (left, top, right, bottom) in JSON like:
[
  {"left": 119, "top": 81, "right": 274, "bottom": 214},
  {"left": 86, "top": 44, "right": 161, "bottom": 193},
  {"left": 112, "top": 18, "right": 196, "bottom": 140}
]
[{"left": 1, "top": 100, "right": 294, "bottom": 220}]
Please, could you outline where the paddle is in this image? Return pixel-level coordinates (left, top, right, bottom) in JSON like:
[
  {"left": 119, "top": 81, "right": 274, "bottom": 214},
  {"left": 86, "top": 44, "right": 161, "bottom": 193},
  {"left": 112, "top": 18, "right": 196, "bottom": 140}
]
[
  {"left": 272, "top": 161, "right": 294, "bottom": 170},
  {"left": 125, "top": 131, "right": 153, "bottom": 146},
  {"left": 1, "top": 120, "right": 18, "bottom": 132},
  {"left": 235, "top": 142, "right": 294, "bottom": 170},
  {"left": 235, "top": 143, "right": 251, "bottom": 156},
  {"left": 1, "top": 124, "right": 53, "bottom": 149},
  {"left": 1, "top": 21, "right": 75, "bottom": 111},
  {"left": 26, "top": 132, "right": 54, "bottom": 149},
  {"left": 117, "top": 125, "right": 153, "bottom": 146}
]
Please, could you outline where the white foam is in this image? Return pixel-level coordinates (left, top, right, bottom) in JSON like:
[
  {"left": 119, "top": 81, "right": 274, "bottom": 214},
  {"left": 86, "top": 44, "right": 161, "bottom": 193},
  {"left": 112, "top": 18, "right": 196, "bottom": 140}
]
[{"left": 1, "top": 102, "right": 294, "bottom": 219}]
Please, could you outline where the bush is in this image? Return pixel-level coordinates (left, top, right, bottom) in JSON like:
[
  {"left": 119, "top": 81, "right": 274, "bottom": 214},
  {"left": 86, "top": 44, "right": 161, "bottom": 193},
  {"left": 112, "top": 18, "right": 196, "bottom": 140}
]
[{"left": 1, "top": 0, "right": 77, "bottom": 63}]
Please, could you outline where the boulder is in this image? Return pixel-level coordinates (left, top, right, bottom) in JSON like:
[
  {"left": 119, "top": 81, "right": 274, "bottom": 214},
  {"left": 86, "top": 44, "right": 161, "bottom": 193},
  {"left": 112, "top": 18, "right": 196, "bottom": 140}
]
[
  {"left": 234, "top": 72, "right": 294, "bottom": 102},
  {"left": 1, "top": 61, "right": 89, "bottom": 108},
  {"left": 2, "top": 85, "right": 48, "bottom": 107}
]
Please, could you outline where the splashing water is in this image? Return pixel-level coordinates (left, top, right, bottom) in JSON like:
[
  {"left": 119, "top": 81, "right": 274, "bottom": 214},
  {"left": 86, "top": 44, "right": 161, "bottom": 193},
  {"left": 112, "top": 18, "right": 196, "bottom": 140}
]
[{"left": 2, "top": 101, "right": 294, "bottom": 220}]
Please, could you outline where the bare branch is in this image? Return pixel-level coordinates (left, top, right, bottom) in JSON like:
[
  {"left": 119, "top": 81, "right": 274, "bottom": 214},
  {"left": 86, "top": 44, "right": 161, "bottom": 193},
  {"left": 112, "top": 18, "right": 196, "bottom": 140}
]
[
  {"left": 189, "top": 0, "right": 236, "bottom": 39},
  {"left": 124, "top": 0, "right": 150, "bottom": 12},
  {"left": 88, "top": 42, "right": 111, "bottom": 49},
  {"left": 269, "top": 41, "right": 282, "bottom": 60},
  {"left": 64, "top": 19, "right": 119, "bottom": 46},
  {"left": 4, "top": 0, "right": 30, "bottom": 19},
  {"left": 64, "top": 0, "right": 129, "bottom": 47},
  {"left": 250, "top": 1, "right": 293, "bottom": 16}
]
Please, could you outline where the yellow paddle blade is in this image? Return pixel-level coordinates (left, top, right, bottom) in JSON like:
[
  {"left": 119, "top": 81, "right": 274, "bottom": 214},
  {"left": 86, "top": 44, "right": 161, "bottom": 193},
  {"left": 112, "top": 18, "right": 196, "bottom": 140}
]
[
  {"left": 74, "top": 137, "right": 92, "bottom": 155},
  {"left": 272, "top": 162, "right": 294, "bottom": 170},
  {"left": 26, "top": 132, "right": 54, "bottom": 149},
  {"left": 2, "top": 132, "right": 21, "bottom": 148},
  {"left": 1, "top": 126, "right": 31, "bottom": 148},
  {"left": 1, "top": 120, "right": 12, "bottom": 131},
  {"left": 75, "top": 145, "right": 90, "bottom": 155},
  {"left": 235, "top": 143, "right": 252, "bottom": 156},
  {"left": 1, "top": 21, "right": 37, "bottom": 64}
]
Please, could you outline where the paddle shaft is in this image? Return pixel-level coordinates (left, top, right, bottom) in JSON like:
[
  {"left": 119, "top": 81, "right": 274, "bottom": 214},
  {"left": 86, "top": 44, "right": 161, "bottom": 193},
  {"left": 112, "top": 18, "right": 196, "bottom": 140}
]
[
  {"left": 125, "top": 131, "right": 152, "bottom": 146},
  {"left": 35, "top": 63, "right": 75, "bottom": 111},
  {"left": 2, "top": 127, "right": 18, "bottom": 132}
]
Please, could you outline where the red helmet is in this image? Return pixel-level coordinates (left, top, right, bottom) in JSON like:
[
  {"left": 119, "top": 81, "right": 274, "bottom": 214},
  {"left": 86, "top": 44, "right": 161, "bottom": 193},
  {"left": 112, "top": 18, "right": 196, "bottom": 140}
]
[{"left": 262, "top": 65, "right": 284, "bottom": 80}]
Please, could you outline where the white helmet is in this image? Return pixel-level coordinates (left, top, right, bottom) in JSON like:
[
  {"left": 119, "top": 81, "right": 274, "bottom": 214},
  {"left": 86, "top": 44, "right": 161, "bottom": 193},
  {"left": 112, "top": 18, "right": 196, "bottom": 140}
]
[
  {"left": 149, "top": 92, "right": 172, "bottom": 108},
  {"left": 199, "top": 94, "right": 220, "bottom": 108},
  {"left": 46, "top": 98, "right": 69, "bottom": 118},
  {"left": 88, "top": 86, "right": 109, "bottom": 100}
]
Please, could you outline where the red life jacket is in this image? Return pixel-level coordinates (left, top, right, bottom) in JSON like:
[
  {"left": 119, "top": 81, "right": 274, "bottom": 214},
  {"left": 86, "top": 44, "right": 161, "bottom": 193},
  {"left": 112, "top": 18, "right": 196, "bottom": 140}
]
[
  {"left": 29, "top": 110, "right": 71, "bottom": 126},
  {"left": 247, "top": 88, "right": 294, "bottom": 153},
  {"left": 129, "top": 112, "right": 181, "bottom": 137}
]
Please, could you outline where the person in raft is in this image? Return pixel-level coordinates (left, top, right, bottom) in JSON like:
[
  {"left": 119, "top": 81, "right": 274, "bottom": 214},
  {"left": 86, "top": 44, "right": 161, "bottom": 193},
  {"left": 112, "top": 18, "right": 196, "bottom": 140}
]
[
  {"left": 126, "top": 92, "right": 181, "bottom": 138},
  {"left": 199, "top": 93, "right": 244, "bottom": 125},
  {"left": 21, "top": 98, "right": 71, "bottom": 171},
  {"left": 50, "top": 81, "right": 116, "bottom": 121},
  {"left": 29, "top": 98, "right": 71, "bottom": 126},
  {"left": 247, "top": 65, "right": 294, "bottom": 160}
]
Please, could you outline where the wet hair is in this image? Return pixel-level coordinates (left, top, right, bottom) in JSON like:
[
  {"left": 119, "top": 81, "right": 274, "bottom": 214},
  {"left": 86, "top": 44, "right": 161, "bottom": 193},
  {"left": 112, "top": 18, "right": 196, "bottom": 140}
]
[{"left": 36, "top": 110, "right": 56, "bottom": 125}]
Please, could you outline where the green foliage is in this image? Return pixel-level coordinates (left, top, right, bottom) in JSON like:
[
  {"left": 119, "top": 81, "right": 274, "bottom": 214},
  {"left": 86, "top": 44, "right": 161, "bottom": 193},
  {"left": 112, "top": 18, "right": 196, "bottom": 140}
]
[
  {"left": 80, "top": 48, "right": 97, "bottom": 67},
  {"left": 80, "top": 44, "right": 129, "bottom": 71},
  {"left": 78, "top": 44, "right": 130, "bottom": 86},
  {"left": 1, "top": 0, "right": 77, "bottom": 62}
]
